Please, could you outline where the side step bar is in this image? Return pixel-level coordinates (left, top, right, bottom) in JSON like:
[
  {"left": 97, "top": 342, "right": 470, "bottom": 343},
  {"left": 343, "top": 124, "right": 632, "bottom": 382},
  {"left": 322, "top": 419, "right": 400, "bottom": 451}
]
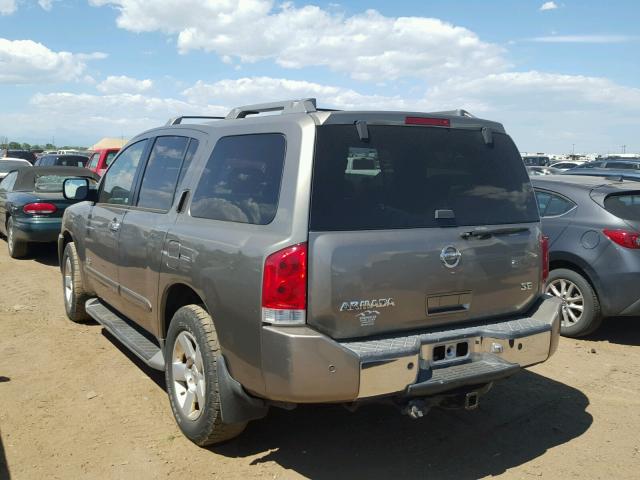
[{"left": 85, "top": 298, "right": 165, "bottom": 370}]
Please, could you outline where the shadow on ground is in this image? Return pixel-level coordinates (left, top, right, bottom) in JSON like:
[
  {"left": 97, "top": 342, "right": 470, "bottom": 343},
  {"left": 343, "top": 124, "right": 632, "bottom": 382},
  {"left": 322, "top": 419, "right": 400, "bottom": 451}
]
[
  {"left": 30, "top": 243, "right": 59, "bottom": 267},
  {"left": 0, "top": 433, "right": 9, "bottom": 480},
  {"left": 586, "top": 316, "right": 640, "bottom": 346},
  {"left": 213, "top": 371, "right": 591, "bottom": 480}
]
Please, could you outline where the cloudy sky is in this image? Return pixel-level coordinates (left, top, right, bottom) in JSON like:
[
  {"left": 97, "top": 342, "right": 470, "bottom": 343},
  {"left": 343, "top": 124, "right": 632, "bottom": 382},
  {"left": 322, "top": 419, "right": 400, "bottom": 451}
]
[{"left": 0, "top": 0, "right": 638, "bottom": 153}]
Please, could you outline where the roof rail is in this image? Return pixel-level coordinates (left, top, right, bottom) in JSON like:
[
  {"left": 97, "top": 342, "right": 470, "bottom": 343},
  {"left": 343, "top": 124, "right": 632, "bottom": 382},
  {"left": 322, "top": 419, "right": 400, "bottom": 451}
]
[
  {"left": 225, "top": 98, "right": 317, "bottom": 120},
  {"left": 166, "top": 115, "right": 225, "bottom": 126},
  {"left": 428, "top": 109, "right": 476, "bottom": 118}
]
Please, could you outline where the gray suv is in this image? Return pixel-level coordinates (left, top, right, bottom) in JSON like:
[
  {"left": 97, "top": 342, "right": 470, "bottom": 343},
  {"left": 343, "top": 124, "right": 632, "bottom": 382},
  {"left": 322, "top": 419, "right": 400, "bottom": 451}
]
[{"left": 58, "top": 99, "right": 561, "bottom": 445}]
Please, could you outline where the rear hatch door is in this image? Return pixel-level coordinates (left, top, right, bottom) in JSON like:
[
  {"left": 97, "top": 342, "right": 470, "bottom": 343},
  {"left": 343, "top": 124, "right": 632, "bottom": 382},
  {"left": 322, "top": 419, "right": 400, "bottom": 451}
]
[{"left": 307, "top": 123, "right": 542, "bottom": 339}]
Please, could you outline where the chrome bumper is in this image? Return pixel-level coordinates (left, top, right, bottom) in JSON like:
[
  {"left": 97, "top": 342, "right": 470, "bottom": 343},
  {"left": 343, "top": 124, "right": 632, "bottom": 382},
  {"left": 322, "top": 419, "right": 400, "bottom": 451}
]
[{"left": 345, "top": 296, "right": 562, "bottom": 399}]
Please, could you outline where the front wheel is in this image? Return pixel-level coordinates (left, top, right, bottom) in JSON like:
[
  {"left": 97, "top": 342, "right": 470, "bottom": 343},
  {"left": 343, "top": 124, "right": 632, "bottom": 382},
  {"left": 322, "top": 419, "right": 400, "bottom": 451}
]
[
  {"left": 165, "top": 305, "right": 246, "bottom": 446},
  {"left": 7, "top": 217, "right": 28, "bottom": 258},
  {"left": 546, "top": 268, "right": 602, "bottom": 337},
  {"left": 62, "top": 242, "right": 90, "bottom": 322}
]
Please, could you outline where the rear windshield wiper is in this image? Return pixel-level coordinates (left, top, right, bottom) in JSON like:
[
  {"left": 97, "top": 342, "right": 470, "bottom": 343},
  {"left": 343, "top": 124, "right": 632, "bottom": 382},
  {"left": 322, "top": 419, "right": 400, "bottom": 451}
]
[{"left": 460, "top": 226, "right": 530, "bottom": 240}]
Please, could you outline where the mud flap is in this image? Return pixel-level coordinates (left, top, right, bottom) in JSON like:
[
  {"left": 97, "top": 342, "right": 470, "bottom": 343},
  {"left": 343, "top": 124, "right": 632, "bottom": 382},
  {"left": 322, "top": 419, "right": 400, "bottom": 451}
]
[{"left": 217, "top": 355, "right": 269, "bottom": 424}]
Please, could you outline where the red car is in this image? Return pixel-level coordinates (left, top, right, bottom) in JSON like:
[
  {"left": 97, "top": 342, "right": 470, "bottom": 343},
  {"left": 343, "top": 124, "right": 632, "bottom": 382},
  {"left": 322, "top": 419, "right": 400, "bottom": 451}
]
[{"left": 87, "top": 148, "right": 119, "bottom": 176}]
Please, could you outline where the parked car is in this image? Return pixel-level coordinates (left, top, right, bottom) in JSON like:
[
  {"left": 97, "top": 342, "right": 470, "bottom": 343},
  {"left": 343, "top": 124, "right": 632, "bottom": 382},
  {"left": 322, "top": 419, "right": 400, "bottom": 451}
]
[
  {"left": 0, "top": 159, "right": 32, "bottom": 179},
  {"left": 563, "top": 168, "right": 640, "bottom": 181},
  {"left": 531, "top": 175, "right": 640, "bottom": 337},
  {"left": 58, "top": 99, "right": 560, "bottom": 445},
  {"left": 549, "top": 161, "right": 586, "bottom": 171},
  {"left": 0, "top": 149, "right": 37, "bottom": 164},
  {"left": 35, "top": 154, "right": 89, "bottom": 167},
  {"left": 522, "top": 155, "right": 551, "bottom": 166},
  {"left": 86, "top": 148, "right": 120, "bottom": 176},
  {"left": 527, "top": 166, "right": 562, "bottom": 176},
  {"left": 582, "top": 160, "right": 640, "bottom": 170},
  {"left": 0, "top": 167, "right": 98, "bottom": 258}
]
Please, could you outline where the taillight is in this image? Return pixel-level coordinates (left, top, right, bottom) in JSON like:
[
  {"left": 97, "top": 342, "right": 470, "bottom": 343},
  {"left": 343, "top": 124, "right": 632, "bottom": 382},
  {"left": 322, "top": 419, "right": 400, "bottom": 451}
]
[
  {"left": 405, "top": 116, "right": 451, "bottom": 127},
  {"left": 23, "top": 202, "right": 57, "bottom": 215},
  {"left": 262, "top": 243, "right": 307, "bottom": 325},
  {"left": 603, "top": 229, "right": 640, "bottom": 249},
  {"left": 541, "top": 235, "right": 550, "bottom": 283}
]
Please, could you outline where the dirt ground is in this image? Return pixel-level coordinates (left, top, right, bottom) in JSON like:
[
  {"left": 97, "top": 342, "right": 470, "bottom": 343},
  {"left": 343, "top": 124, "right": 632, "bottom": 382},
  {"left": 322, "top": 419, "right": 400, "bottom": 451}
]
[{"left": 0, "top": 244, "right": 639, "bottom": 480}]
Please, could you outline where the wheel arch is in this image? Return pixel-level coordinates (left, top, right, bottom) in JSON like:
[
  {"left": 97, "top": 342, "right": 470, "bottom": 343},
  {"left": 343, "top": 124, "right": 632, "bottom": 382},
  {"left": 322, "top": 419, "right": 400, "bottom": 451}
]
[
  {"left": 548, "top": 251, "right": 601, "bottom": 298},
  {"left": 161, "top": 283, "right": 208, "bottom": 340}
]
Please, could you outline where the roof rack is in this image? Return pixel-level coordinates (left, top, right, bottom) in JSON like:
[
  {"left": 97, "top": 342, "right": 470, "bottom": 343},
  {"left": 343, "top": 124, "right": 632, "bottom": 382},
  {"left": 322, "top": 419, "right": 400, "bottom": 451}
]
[
  {"left": 428, "top": 109, "right": 476, "bottom": 118},
  {"left": 166, "top": 115, "right": 225, "bottom": 126},
  {"left": 225, "top": 98, "right": 317, "bottom": 120}
]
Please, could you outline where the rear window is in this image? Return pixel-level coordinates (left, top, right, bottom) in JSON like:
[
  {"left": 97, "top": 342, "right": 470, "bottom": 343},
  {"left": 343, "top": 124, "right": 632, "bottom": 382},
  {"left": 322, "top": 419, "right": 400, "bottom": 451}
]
[
  {"left": 35, "top": 175, "right": 95, "bottom": 192},
  {"left": 310, "top": 125, "right": 539, "bottom": 231},
  {"left": 604, "top": 193, "right": 640, "bottom": 221},
  {"left": 55, "top": 156, "right": 87, "bottom": 167}
]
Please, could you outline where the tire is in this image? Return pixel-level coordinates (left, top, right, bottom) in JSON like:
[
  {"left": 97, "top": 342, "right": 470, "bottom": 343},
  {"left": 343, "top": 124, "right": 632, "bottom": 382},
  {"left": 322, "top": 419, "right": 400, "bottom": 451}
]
[
  {"left": 546, "top": 268, "right": 602, "bottom": 337},
  {"left": 165, "top": 305, "right": 247, "bottom": 446},
  {"left": 7, "top": 216, "right": 28, "bottom": 259},
  {"left": 62, "top": 242, "right": 90, "bottom": 322}
]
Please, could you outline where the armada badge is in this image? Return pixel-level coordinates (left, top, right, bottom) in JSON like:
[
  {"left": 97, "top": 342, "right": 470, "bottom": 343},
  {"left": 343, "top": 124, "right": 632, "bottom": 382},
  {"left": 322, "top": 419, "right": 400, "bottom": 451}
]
[{"left": 339, "top": 298, "right": 395, "bottom": 312}]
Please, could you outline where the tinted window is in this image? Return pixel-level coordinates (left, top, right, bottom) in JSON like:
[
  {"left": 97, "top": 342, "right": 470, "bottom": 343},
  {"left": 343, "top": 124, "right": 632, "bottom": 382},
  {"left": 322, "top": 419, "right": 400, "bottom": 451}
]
[
  {"left": 137, "top": 136, "right": 189, "bottom": 211},
  {"left": 584, "top": 162, "right": 603, "bottom": 169},
  {"left": 99, "top": 140, "right": 147, "bottom": 205},
  {"left": 55, "top": 156, "right": 87, "bottom": 167},
  {"left": 178, "top": 139, "right": 199, "bottom": 185},
  {"left": 191, "top": 134, "right": 286, "bottom": 224},
  {"left": 311, "top": 125, "right": 538, "bottom": 231},
  {"left": 535, "top": 191, "right": 552, "bottom": 214},
  {"left": 88, "top": 153, "right": 99, "bottom": 169},
  {"left": 606, "top": 162, "right": 639, "bottom": 170},
  {"left": 604, "top": 193, "right": 640, "bottom": 221},
  {"left": 543, "top": 192, "right": 575, "bottom": 216}
]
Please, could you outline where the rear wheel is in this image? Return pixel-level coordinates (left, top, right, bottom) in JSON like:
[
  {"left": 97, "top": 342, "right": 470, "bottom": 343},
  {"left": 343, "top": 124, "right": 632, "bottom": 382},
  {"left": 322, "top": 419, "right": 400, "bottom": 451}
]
[
  {"left": 165, "top": 305, "right": 246, "bottom": 446},
  {"left": 546, "top": 268, "right": 602, "bottom": 337},
  {"left": 62, "top": 242, "right": 90, "bottom": 322},
  {"left": 7, "top": 217, "right": 28, "bottom": 258}
]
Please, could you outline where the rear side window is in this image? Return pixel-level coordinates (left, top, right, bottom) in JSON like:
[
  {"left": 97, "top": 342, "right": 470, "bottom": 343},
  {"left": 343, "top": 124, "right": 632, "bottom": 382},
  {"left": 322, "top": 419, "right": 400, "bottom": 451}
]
[
  {"left": 190, "top": 134, "right": 286, "bottom": 225},
  {"left": 604, "top": 193, "right": 640, "bottom": 221},
  {"left": 535, "top": 190, "right": 575, "bottom": 217},
  {"left": 137, "top": 136, "right": 189, "bottom": 211},
  {"left": 606, "top": 162, "right": 638, "bottom": 170},
  {"left": 88, "top": 153, "right": 99, "bottom": 169},
  {"left": 105, "top": 151, "right": 118, "bottom": 167},
  {"left": 310, "top": 125, "right": 538, "bottom": 231}
]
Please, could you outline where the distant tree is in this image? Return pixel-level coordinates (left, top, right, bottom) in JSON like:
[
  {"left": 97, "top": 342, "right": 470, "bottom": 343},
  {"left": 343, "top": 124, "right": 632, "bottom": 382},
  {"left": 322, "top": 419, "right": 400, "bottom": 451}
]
[
  {"left": 21, "top": 142, "right": 31, "bottom": 150},
  {"left": 8, "top": 142, "right": 21, "bottom": 149},
  {"left": 44, "top": 143, "right": 56, "bottom": 150}
]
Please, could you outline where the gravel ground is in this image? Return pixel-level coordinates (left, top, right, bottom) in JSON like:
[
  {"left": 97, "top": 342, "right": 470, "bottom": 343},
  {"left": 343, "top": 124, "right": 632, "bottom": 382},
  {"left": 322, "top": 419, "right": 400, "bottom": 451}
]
[{"left": 1, "top": 244, "right": 639, "bottom": 479}]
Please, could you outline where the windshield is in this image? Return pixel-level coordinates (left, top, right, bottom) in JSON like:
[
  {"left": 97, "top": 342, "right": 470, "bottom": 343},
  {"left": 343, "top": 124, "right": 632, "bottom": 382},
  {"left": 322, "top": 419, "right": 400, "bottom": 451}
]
[
  {"left": 310, "top": 125, "right": 539, "bottom": 231},
  {"left": 0, "top": 161, "right": 29, "bottom": 172},
  {"left": 35, "top": 175, "right": 95, "bottom": 192}
]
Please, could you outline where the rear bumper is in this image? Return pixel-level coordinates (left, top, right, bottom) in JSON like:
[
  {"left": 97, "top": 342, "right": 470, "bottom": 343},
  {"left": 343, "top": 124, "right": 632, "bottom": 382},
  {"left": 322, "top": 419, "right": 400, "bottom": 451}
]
[
  {"left": 12, "top": 217, "right": 62, "bottom": 243},
  {"left": 260, "top": 295, "right": 561, "bottom": 403}
]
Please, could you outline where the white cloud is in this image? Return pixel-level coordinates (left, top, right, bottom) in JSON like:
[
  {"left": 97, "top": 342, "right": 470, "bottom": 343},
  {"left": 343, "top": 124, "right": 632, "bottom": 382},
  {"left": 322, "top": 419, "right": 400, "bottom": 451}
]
[
  {"left": 530, "top": 34, "right": 638, "bottom": 44},
  {"left": 0, "top": 0, "right": 16, "bottom": 15},
  {"left": 89, "top": 0, "right": 507, "bottom": 82},
  {"left": 38, "top": 0, "right": 54, "bottom": 11},
  {"left": 540, "top": 2, "right": 558, "bottom": 11},
  {"left": 0, "top": 38, "right": 106, "bottom": 84},
  {"left": 97, "top": 75, "right": 154, "bottom": 94}
]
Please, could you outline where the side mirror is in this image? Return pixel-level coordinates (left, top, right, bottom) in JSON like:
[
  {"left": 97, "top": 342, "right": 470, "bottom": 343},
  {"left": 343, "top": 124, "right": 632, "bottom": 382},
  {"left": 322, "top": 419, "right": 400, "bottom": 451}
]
[{"left": 63, "top": 178, "right": 96, "bottom": 201}]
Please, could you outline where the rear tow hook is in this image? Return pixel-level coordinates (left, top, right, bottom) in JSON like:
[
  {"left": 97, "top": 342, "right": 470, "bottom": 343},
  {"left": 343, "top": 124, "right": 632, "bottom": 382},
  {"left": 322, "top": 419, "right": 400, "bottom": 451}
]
[{"left": 402, "top": 400, "right": 431, "bottom": 419}]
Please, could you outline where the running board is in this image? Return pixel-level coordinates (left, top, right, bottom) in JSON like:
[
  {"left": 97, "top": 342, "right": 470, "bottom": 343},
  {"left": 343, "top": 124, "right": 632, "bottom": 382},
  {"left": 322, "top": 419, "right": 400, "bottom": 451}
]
[{"left": 85, "top": 298, "right": 165, "bottom": 370}]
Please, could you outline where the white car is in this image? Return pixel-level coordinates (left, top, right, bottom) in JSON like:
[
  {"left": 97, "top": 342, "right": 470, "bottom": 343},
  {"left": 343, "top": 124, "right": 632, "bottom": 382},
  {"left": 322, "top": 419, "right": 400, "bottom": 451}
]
[
  {"left": 549, "top": 161, "right": 587, "bottom": 171},
  {"left": 0, "top": 158, "right": 32, "bottom": 179}
]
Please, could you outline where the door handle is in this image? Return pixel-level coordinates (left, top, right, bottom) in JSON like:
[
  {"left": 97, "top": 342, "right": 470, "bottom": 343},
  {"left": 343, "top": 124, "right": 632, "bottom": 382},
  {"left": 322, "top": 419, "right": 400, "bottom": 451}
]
[{"left": 108, "top": 219, "right": 121, "bottom": 232}]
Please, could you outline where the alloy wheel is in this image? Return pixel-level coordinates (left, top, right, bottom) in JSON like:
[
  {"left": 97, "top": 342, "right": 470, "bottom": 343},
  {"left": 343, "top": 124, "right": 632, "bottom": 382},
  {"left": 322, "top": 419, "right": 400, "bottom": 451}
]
[
  {"left": 171, "top": 331, "right": 206, "bottom": 421},
  {"left": 64, "top": 257, "right": 73, "bottom": 307},
  {"left": 546, "top": 278, "right": 585, "bottom": 328}
]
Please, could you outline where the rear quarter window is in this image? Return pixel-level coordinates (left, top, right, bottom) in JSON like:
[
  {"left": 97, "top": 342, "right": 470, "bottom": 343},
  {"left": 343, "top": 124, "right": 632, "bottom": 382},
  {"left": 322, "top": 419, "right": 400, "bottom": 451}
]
[{"left": 190, "top": 134, "right": 286, "bottom": 225}]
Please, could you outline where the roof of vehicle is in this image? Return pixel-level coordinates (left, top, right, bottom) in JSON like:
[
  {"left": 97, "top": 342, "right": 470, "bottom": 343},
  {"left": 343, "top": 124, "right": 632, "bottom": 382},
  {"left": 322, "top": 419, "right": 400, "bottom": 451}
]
[
  {"left": 12, "top": 166, "right": 98, "bottom": 191},
  {"left": 40, "top": 154, "right": 89, "bottom": 159},
  {"left": 133, "top": 98, "right": 507, "bottom": 142},
  {"left": 562, "top": 168, "right": 640, "bottom": 179},
  {"left": 532, "top": 174, "right": 640, "bottom": 193}
]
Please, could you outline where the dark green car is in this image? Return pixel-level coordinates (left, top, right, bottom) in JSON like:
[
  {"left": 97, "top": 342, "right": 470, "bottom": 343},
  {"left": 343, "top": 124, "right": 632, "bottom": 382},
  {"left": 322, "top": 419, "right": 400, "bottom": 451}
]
[{"left": 0, "top": 166, "right": 98, "bottom": 258}]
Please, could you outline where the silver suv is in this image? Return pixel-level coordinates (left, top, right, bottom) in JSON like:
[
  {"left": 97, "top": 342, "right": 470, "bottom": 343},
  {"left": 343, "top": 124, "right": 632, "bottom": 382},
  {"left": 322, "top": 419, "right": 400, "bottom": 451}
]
[{"left": 59, "top": 99, "right": 561, "bottom": 445}]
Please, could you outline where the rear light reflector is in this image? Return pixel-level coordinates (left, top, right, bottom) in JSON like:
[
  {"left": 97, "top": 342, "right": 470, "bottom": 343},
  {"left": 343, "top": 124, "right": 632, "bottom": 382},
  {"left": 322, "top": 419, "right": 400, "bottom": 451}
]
[
  {"left": 405, "top": 116, "right": 451, "bottom": 127},
  {"left": 23, "top": 202, "right": 57, "bottom": 215},
  {"left": 541, "top": 235, "right": 550, "bottom": 283},
  {"left": 603, "top": 229, "right": 640, "bottom": 249},
  {"left": 262, "top": 243, "right": 307, "bottom": 325}
]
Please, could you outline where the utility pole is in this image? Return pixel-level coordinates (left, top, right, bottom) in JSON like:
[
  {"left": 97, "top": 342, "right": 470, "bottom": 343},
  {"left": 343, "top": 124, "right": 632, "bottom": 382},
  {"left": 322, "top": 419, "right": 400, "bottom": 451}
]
[{"left": 572, "top": 144, "right": 575, "bottom": 155}]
